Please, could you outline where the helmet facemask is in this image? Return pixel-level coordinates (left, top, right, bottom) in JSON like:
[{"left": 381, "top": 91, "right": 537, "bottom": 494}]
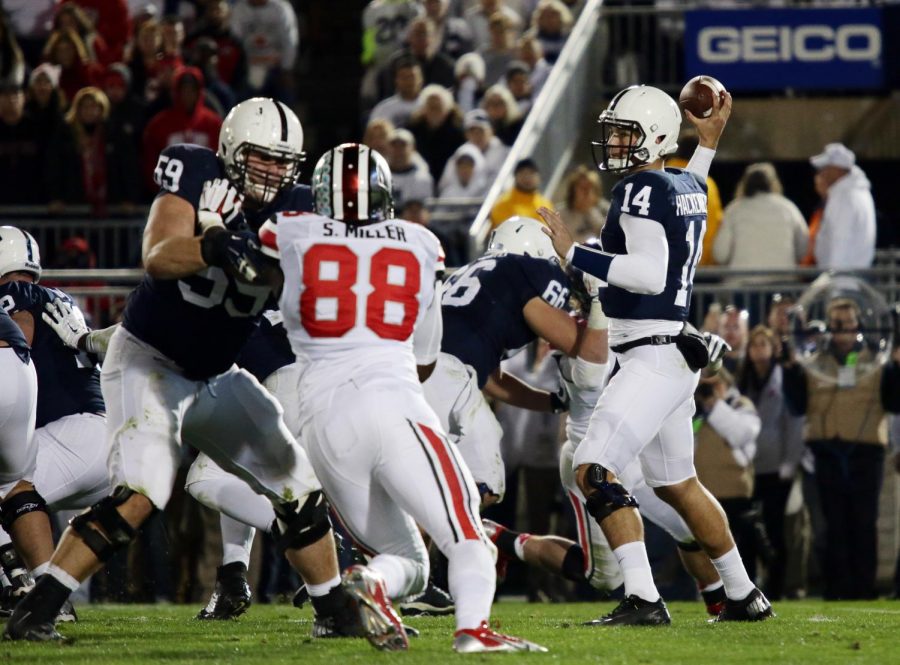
[
  {"left": 226, "top": 143, "right": 304, "bottom": 207},
  {"left": 591, "top": 113, "right": 650, "bottom": 174}
]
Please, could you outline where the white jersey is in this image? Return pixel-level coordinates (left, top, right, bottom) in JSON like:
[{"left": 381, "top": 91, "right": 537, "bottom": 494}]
[
  {"left": 271, "top": 212, "right": 444, "bottom": 387},
  {"left": 558, "top": 354, "right": 609, "bottom": 446}
]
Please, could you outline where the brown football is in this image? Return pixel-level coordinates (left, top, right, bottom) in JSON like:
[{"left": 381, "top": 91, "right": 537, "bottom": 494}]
[{"left": 678, "top": 75, "right": 726, "bottom": 119}]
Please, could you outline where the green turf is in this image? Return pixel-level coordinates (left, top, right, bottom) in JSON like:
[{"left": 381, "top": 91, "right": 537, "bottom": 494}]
[{"left": 3, "top": 600, "right": 898, "bottom": 664}]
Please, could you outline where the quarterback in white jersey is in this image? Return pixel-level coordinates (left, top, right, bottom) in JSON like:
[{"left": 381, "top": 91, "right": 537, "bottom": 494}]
[{"left": 264, "top": 143, "right": 545, "bottom": 654}]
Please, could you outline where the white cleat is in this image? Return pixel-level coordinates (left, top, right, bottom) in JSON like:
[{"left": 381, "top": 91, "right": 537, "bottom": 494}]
[
  {"left": 453, "top": 621, "right": 548, "bottom": 653},
  {"left": 341, "top": 565, "right": 409, "bottom": 652}
]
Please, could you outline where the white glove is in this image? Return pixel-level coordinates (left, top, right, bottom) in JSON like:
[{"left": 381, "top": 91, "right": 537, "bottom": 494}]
[
  {"left": 703, "top": 332, "right": 731, "bottom": 365},
  {"left": 42, "top": 299, "right": 89, "bottom": 350},
  {"left": 198, "top": 178, "right": 243, "bottom": 233}
]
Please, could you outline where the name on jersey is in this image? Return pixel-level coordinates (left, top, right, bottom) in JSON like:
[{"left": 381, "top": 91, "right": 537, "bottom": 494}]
[
  {"left": 321, "top": 222, "right": 408, "bottom": 242},
  {"left": 674, "top": 192, "right": 708, "bottom": 217}
]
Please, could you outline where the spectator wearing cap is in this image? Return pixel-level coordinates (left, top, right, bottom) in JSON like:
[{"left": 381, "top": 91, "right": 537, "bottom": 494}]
[
  {"left": 438, "top": 143, "right": 487, "bottom": 199},
  {"left": 25, "top": 63, "right": 65, "bottom": 148},
  {"left": 516, "top": 34, "right": 551, "bottom": 98},
  {"left": 230, "top": 0, "right": 298, "bottom": 102},
  {"left": 377, "top": 16, "right": 456, "bottom": 102},
  {"left": 0, "top": 79, "right": 51, "bottom": 204},
  {"left": 422, "top": 0, "right": 473, "bottom": 60},
  {"left": 439, "top": 108, "right": 508, "bottom": 191},
  {"left": 480, "top": 11, "right": 517, "bottom": 87},
  {"left": 41, "top": 27, "right": 104, "bottom": 103},
  {"left": 465, "top": 0, "right": 523, "bottom": 54},
  {"left": 369, "top": 58, "right": 423, "bottom": 129},
  {"left": 504, "top": 60, "right": 533, "bottom": 115},
  {"left": 525, "top": 0, "right": 572, "bottom": 65},
  {"left": 453, "top": 52, "right": 485, "bottom": 114},
  {"left": 187, "top": 0, "right": 248, "bottom": 92},
  {"left": 489, "top": 157, "right": 553, "bottom": 228},
  {"left": 408, "top": 83, "right": 465, "bottom": 185},
  {"left": 481, "top": 83, "right": 523, "bottom": 146},
  {"left": 809, "top": 143, "right": 877, "bottom": 270},
  {"left": 386, "top": 128, "right": 435, "bottom": 209}
]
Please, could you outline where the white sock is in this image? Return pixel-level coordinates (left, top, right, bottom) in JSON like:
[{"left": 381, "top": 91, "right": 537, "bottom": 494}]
[
  {"left": 220, "top": 514, "right": 255, "bottom": 567},
  {"left": 711, "top": 547, "right": 755, "bottom": 600},
  {"left": 306, "top": 574, "right": 340, "bottom": 598},
  {"left": 513, "top": 535, "right": 530, "bottom": 561},
  {"left": 446, "top": 540, "right": 495, "bottom": 631},
  {"left": 613, "top": 542, "right": 660, "bottom": 602},
  {"left": 701, "top": 580, "right": 724, "bottom": 593},
  {"left": 31, "top": 561, "right": 50, "bottom": 578},
  {"left": 369, "top": 553, "right": 427, "bottom": 599},
  {"left": 47, "top": 563, "right": 80, "bottom": 591}
]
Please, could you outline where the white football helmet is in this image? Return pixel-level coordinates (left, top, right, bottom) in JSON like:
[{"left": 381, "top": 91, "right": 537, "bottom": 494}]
[
  {"left": 312, "top": 143, "right": 394, "bottom": 224},
  {"left": 591, "top": 85, "right": 681, "bottom": 173},
  {"left": 218, "top": 97, "right": 305, "bottom": 205},
  {"left": 0, "top": 226, "right": 41, "bottom": 282},
  {"left": 487, "top": 216, "right": 556, "bottom": 261}
]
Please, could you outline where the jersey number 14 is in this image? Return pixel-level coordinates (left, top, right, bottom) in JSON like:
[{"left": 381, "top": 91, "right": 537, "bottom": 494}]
[{"left": 301, "top": 245, "right": 421, "bottom": 340}]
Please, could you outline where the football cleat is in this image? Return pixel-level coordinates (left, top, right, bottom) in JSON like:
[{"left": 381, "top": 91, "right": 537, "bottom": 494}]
[
  {"left": 341, "top": 565, "right": 408, "bottom": 651},
  {"left": 56, "top": 599, "right": 78, "bottom": 623},
  {"left": 0, "top": 571, "right": 35, "bottom": 618},
  {"left": 196, "top": 563, "right": 252, "bottom": 620},
  {"left": 399, "top": 581, "right": 455, "bottom": 616},
  {"left": 713, "top": 588, "right": 774, "bottom": 622},
  {"left": 481, "top": 519, "right": 513, "bottom": 581},
  {"left": 453, "top": 621, "right": 548, "bottom": 653},
  {"left": 583, "top": 594, "right": 672, "bottom": 626},
  {"left": 3, "top": 611, "right": 64, "bottom": 642},
  {"left": 701, "top": 584, "right": 727, "bottom": 617}
]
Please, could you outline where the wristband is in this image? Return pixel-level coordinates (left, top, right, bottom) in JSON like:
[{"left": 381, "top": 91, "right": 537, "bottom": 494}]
[{"left": 588, "top": 300, "right": 608, "bottom": 330}]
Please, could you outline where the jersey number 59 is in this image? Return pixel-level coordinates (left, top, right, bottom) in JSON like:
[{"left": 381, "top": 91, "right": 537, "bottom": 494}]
[{"left": 301, "top": 245, "right": 420, "bottom": 340}]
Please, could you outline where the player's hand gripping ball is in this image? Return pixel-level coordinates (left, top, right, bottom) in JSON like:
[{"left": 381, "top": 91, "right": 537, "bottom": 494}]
[{"left": 679, "top": 75, "right": 727, "bottom": 119}]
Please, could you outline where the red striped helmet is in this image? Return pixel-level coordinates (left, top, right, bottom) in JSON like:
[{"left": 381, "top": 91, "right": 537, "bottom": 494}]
[{"left": 312, "top": 143, "right": 394, "bottom": 225}]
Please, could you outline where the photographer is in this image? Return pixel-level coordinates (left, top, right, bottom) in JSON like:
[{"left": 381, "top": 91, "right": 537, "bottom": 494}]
[
  {"left": 736, "top": 325, "right": 806, "bottom": 599},
  {"left": 787, "top": 297, "right": 900, "bottom": 599},
  {"left": 693, "top": 368, "right": 764, "bottom": 583}
]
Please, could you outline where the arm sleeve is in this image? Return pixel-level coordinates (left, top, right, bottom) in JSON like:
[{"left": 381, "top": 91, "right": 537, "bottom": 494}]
[
  {"left": 706, "top": 398, "right": 761, "bottom": 467},
  {"left": 685, "top": 146, "right": 716, "bottom": 180},
  {"left": 413, "top": 279, "right": 443, "bottom": 366}
]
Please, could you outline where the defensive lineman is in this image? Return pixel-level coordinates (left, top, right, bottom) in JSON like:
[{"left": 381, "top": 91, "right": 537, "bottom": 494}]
[
  {"left": 5, "top": 100, "right": 362, "bottom": 641},
  {"left": 541, "top": 85, "right": 773, "bottom": 623},
  {"left": 266, "top": 142, "right": 545, "bottom": 652}
]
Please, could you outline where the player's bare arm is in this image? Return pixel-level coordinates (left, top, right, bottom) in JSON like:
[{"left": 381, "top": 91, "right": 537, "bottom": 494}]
[
  {"left": 142, "top": 194, "right": 206, "bottom": 279},
  {"left": 523, "top": 297, "right": 606, "bottom": 363},
  {"left": 484, "top": 367, "right": 559, "bottom": 412},
  {"left": 10, "top": 310, "right": 34, "bottom": 345}
]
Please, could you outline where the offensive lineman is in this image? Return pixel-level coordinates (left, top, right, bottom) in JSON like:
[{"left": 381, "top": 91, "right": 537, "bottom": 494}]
[
  {"left": 265, "top": 142, "right": 546, "bottom": 653},
  {"left": 5, "top": 100, "right": 364, "bottom": 642},
  {"left": 541, "top": 85, "right": 773, "bottom": 623}
]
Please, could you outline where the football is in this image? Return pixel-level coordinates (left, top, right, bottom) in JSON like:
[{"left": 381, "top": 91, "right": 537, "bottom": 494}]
[{"left": 678, "top": 75, "right": 726, "bottom": 118}]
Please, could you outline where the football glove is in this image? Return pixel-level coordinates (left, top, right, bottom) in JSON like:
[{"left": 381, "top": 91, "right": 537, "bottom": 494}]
[
  {"left": 201, "top": 227, "right": 265, "bottom": 283},
  {"left": 703, "top": 332, "right": 731, "bottom": 365},
  {"left": 198, "top": 178, "right": 243, "bottom": 233},
  {"left": 42, "top": 299, "right": 89, "bottom": 350}
]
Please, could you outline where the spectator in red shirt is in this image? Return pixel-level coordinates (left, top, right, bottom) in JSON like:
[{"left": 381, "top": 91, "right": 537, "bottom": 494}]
[
  {"left": 142, "top": 66, "right": 222, "bottom": 192},
  {"left": 61, "top": 0, "right": 131, "bottom": 64},
  {"left": 42, "top": 27, "right": 104, "bottom": 104}
]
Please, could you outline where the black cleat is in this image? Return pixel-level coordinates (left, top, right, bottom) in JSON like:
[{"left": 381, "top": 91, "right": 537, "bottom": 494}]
[
  {"left": 713, "top": 588, "right": 774, "bottom": 622},
  {"left": 3, "top": 611, "right": 64, "bottom": 642},
  {"left": 399, "top": 582, "right": 455, "bottom": 616},
  {"left": 0, "top": 573, "right": 34, "bottom": 618},
  {"left": 583, "top": 594, "right": 672, "bottom": 626},
  {"left": 56, "top": 599, "right": 78, "bottom": 623},
  {"left": 196, "top": 563, "right": 252, "bottom": 620}
]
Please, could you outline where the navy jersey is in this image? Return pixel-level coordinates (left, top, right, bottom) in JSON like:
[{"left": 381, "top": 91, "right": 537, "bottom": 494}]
[
  {"left": 123, "top": 144, "right": 312, "bottom": 380},
  {"left": 0, "top": 307, "right": 28, "bottom": 355},
  {"left": 441, "top": 253, "right": 569, "bottom": 388},
  {"left": 599, "top": 168, "right": 707, "bottom": 321},
  {"left": 0, "top": 281, "right": 104, "bottom": 427},
  {"left": 235, "top": 309, "right": 295, "bottom": 382}
]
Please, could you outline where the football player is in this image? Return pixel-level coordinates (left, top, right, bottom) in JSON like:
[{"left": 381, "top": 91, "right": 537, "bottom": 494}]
[
  {"left": 5, "top": 100, "right": 362, "bottom": 642},
  {"left": 263, "top": 142, "right": 546, "bottom": 653},
  {"left": 422, "top": 215, "right": 606, "bottom": 507},
  {"left": 0, "top": 230, "right": 110, "bottom": 621},
  {"left": 541, "top": 85, "right": 773, "bottom": 623}
]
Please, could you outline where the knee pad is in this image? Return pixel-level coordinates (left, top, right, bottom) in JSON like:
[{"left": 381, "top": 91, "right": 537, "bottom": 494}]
[
  {"left": 561, "top": 544, "right": 587, "bottom": 583},
  {"left": 271, "top": 490, "right": 332, "bottom": 553},
  {"left": 1, "top": 489, "right": 49, "bottom": 534},
  {"left": 69, "top": 486, "right": 142, "bottom": 562},
  {"left": 583, "top": 464, "right": 639, "bottom": 525},
  {"left": 676, "top": 539, "right": 702, "bottom": 553}
]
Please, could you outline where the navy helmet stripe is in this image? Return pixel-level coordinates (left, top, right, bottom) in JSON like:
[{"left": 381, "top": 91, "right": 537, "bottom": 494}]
[
  {"left": 273, "top": 100, "right": 288, "bottom": 141},
  {"left": 18, "top": 228, "right": 33, "bottom": 262}
]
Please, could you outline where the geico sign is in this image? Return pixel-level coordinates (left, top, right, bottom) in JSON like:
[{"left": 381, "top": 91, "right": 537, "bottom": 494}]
[{"left": 698, "top": 24, "right": 881, "bottom": 63}]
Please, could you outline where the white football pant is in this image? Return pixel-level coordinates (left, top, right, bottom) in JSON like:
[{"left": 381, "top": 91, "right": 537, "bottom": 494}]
[{"left": 0, "top": 348, "right": 37, "bottom": 498}]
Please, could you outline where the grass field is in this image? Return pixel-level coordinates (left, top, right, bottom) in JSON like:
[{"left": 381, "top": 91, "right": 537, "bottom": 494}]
[{"left": 3, "top": 599, "right": 898, "bottom": 664}]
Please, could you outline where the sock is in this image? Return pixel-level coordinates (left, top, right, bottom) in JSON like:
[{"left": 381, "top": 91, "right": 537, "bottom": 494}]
[
  {"left": 309, "top": 583, "right": 351, "bottom": 619},
  {"left": 369, "top": 553, "right": 427, "bottom": 598},
  {"left": 217, "top": 561, "right": 247, "bottom": 579},
  {"left": 31, "top": 562, "right": 50, "bottom": 578},
  {"left": 446, "top": 540, "right": 495, "bottom": 631},
  {"left": 306, "top": 574, "right": 340, "bottom": 598},
  {"left": 220, "top": 514, "right": 255, "bottom": 567},
  {"left": 711, "top": 547, "right": 755, "bottom": 600},
  {"left": 17, "top": 574, "right": 72, "bottom": 624},
  {"left": 701, "top": 581, "right": 727, "bottom": 607},
  {"left": 612, "top": 542, "right": 660, "bottom": 602},
  {"left": 47, "top": 564, "right": 80, "bottom": 592},
  {"left": 494, "top": 526, "right": 524, "bottom": 560},
  {"left": 513, "top": 535, "right": 531, "bottom": 561}
]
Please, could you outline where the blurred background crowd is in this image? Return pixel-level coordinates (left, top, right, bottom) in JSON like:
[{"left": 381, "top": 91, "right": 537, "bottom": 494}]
[{"left": 0, "top": 0, "right": 899, "bottom": 607}]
